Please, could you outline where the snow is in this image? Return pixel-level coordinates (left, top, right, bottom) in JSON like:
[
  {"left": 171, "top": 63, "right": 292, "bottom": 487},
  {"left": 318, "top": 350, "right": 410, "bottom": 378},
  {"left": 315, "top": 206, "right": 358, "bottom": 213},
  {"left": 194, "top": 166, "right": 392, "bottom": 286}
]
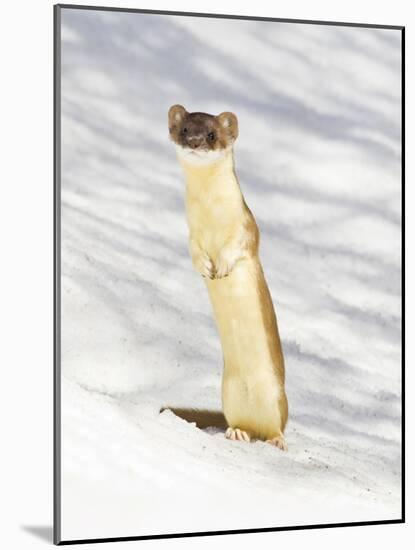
[{"left": 59, "top": 8, "right": 402, "bottom": 541}]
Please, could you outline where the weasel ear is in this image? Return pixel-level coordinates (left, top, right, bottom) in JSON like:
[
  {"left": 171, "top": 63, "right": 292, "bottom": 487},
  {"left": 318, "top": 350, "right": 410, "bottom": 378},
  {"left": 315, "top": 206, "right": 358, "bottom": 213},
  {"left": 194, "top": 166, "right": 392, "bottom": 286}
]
[
  {"left": 217, "top": 111, "right": 239, "bottom": 142},
  {"left": 168, "top": 104, "right": 187, "bottom": 127}
]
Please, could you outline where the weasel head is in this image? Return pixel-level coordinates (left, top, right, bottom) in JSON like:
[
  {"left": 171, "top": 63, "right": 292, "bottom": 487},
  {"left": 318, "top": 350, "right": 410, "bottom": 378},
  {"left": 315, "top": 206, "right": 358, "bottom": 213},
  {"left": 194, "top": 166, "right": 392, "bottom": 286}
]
[{"left": 168, "top": 105, "right": 238, "bottom": 166}]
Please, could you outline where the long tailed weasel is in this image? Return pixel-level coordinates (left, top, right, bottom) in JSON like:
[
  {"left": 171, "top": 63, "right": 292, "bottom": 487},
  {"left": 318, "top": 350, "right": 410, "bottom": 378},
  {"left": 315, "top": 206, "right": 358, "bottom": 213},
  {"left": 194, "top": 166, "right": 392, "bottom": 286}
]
[{"left": 168, "top": 105, "right": 288, "bottom": 450}]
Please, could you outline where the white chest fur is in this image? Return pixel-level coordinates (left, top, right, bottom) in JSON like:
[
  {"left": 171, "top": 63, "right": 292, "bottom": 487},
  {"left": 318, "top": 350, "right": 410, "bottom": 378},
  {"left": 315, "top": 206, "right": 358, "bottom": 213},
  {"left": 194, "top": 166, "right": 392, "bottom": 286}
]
[{"left": 183, "top": 151, "right": 245, "bottom": 260}]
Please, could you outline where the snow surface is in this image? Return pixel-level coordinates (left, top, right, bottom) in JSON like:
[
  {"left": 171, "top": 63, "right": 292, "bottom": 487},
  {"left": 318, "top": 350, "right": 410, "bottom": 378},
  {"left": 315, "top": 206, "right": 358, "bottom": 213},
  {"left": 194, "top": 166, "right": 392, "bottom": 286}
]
[{"left": 59, "top": 8, "right": 402, "bottom": 541}]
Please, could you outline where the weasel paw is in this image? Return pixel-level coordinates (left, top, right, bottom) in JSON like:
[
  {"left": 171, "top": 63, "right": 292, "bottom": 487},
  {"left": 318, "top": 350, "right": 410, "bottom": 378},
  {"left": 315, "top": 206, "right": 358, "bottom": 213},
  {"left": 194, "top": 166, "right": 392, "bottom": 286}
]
[
  {"left": 215, "top": 248, "right": 240, "bottom": 279},
  {"left": 225, "top": 427, "right": 251, "bottom": 442},
  {"left": 266, "top": 434, "right": 287, "bottom": 451},
  {"left": 195, "top": 254, "right": 215, "bottom": 279},
  {"left": 215, "top": 261, "right": 231, "bottom": 279}
]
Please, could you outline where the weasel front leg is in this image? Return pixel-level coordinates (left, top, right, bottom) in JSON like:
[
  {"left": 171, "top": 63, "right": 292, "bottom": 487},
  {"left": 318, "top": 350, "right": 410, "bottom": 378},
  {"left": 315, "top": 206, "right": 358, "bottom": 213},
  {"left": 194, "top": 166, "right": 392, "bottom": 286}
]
[
  {"left": 215, "top": 243, "right": 244, "bottom": 279},
  {"left": 215, "top": 219, "right": 257, "bottom": 279},
  {"left": 189, "top": 237, "right": 215, "bottom": 279}
]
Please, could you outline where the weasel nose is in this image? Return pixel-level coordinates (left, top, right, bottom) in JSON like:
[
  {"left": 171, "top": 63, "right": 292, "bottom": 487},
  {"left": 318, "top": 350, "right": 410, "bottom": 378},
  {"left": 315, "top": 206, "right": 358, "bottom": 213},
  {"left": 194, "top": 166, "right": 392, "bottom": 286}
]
[{"left": 188, "top": 136, "right": 203, "bottom": 149}]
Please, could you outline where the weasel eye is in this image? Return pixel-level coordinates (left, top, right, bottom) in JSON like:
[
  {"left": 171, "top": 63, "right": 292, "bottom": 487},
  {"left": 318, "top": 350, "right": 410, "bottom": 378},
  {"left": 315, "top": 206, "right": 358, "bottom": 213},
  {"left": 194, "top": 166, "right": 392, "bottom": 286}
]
[
  {"left": 182, "top": 127, "right": 188, "bottom": 134},
  {"left": 207, "top": 132, "right": 215, "bottom": 141}
]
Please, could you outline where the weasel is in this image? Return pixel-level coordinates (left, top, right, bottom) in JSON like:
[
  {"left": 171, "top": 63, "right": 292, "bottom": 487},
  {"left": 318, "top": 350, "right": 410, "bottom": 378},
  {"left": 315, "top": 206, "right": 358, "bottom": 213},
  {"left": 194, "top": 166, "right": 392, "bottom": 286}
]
[{"left": 168, "top": 105, "right": 288, "bottom": 450}]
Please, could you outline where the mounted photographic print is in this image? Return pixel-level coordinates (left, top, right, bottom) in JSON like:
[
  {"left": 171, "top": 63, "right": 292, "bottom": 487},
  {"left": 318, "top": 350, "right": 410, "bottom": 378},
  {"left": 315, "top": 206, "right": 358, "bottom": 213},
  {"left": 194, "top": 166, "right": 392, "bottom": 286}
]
[{"left": 54, "top": 4, "right": 404, "bottom": 545}]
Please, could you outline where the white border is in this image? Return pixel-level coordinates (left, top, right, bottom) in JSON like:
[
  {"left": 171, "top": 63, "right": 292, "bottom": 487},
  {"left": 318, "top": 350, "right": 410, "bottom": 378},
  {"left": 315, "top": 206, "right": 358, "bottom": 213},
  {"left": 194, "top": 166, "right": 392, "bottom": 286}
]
[{"left": 0, "top": 1, "right": 410, "bottom": 549}]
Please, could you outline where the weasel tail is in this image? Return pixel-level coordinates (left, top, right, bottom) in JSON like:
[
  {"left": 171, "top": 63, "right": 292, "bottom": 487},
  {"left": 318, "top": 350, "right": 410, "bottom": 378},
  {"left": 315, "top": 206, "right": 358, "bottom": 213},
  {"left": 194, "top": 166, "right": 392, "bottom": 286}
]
[{"left": 168, "top": 105, "right": 288, "bottom": 450}]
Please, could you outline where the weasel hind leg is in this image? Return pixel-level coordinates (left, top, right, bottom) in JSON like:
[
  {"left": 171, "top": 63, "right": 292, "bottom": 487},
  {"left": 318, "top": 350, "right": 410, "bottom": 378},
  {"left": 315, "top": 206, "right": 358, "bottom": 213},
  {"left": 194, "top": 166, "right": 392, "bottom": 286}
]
[
  {"left": 225, "top": 427, "right": 251, "bottom": 442},
  {"left": 266, "top": 431, "right": 287, "bottom": 451}
]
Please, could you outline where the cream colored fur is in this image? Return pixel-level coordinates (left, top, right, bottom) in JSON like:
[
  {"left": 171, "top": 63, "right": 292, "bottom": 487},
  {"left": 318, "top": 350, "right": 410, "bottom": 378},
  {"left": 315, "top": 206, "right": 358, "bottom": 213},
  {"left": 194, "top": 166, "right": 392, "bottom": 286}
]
[{"left": 176, "top": 147, "right": 288, "bottom": 447}]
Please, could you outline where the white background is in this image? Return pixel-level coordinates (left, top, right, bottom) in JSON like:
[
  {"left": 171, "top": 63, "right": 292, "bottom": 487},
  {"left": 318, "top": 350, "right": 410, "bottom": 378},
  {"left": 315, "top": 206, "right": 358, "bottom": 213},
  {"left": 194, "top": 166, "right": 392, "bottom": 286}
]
[{"left": 0, "top": 0, "right": 410, "bottom": 549}]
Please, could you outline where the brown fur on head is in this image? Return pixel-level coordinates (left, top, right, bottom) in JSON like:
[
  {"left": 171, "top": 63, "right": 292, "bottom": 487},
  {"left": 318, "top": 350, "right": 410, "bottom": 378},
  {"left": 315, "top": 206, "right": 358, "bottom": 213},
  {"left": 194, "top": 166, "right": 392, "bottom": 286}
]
[{"left": 168, "top": 104, "right": 238, "bottom": 152}]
